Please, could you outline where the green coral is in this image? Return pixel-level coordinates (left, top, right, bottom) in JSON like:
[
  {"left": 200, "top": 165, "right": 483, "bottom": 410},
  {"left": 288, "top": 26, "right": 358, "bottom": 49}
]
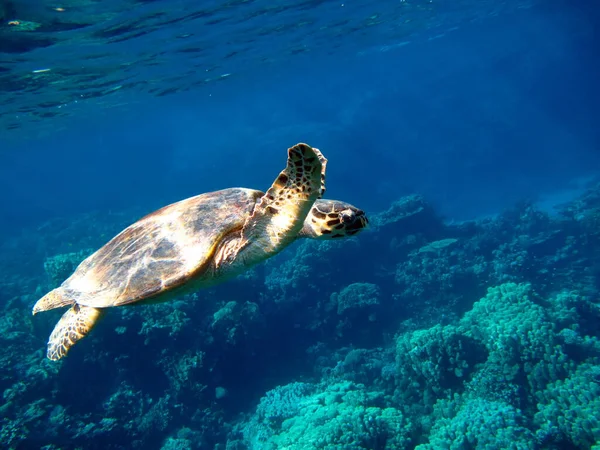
[
  {"left": 393, "top": 282, "right": 598, "bottom": 448},
  {"left": 158, "top": 350, "right": 206, "bottom": 398},
  {"left": 417, "top": 395, "right": 534, "bottom": 450},
  {"left": 535, "top": 363, "right": 600, "bottom": 447},
  {"left": 243, "top": 381, "right": 410, "bottom": 449},
  {"left": 459, "top": 283, "right": 572, "bottom": 396},
  {"left": 210, "top": 300, "right": 263, "bottom": 346},
  {"left": 4, "top": 20, "right": 41, "bottom": 31},
  {"left": 395, "top": 324, "right": 485, "bottom": 404},
  {"left": 139, "top": 303, "right": 191, "bottom": 343}
]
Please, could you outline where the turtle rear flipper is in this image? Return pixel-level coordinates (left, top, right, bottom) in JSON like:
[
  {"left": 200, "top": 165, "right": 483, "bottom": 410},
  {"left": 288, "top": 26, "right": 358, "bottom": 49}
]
[
  {"left": 241, "top": 143, "right": 324, "bottom": 256},
  {"left": 32, "top": 288, "right": 74, "bottom": 314},
  {"left": 47, "top": 305, "right": 104, "bottom": 360}
]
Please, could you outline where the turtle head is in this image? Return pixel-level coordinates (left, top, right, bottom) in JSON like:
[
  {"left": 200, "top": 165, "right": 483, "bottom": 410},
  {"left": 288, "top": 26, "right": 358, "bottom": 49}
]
[{"left": 299, "top": 199, "right": 368, "bottom": 240}]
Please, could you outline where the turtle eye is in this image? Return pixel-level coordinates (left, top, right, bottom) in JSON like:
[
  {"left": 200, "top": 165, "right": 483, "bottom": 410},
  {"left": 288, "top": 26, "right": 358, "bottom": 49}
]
[{"left": 341, "top": 209, "right": 355, "bottom": 224}]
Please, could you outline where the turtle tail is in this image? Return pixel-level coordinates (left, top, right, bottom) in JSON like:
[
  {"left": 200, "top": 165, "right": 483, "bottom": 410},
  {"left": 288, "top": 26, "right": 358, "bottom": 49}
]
[
  {"left": 47, "top": 304, "right": 104, "bottom": 360},
  {"left": 32, "top": 288, "right": 74, "bottom": 315}
]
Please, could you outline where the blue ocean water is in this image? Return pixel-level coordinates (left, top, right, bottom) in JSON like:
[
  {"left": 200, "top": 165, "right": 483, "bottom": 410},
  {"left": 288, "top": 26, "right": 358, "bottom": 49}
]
[{"left": 1, "top": 0, "right": 599, "bottom": 448}]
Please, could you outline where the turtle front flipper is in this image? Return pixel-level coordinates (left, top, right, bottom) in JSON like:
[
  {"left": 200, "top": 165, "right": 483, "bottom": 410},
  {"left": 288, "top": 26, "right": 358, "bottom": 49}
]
[
  {"left": 47, "top": 304, "right": 104, "bottom": 360},
  {"left": 241, "top": 143, "right": 325, "bottom": 257},
  {"left": 313, "top": 146, "right": 327, "bottom": 198}
]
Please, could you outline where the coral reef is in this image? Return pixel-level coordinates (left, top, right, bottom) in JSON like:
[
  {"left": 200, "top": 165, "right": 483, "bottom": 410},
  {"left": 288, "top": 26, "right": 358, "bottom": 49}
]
[{"left": 0, "top": 182, "right": 599, "bottom": 448}]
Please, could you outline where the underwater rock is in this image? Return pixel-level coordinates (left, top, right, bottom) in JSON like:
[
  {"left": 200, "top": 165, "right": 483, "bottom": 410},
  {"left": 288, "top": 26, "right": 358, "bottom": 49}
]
[
  {"left": 371, "top": 194, "right": 431, "bottom": 229},
  {"left": 418, "top": 238, "right": 458, "bottom": 254},
  {"left": 334, "top": 282, "right": 381, "bottom": 315}
]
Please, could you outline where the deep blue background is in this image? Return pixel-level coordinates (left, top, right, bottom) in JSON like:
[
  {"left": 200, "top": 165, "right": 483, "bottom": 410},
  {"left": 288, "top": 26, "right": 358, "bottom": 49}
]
[{"left": 1, "top": 0, "right": 598, "bottom": 234}]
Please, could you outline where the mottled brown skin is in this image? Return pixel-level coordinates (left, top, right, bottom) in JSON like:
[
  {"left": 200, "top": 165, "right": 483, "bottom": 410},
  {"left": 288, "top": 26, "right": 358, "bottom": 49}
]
[
  {"left": 302, "top": 200, "right": 368, "bottom": 239},
  {"left": 32, "top": 143, "right": 368, "bottom": 360}
]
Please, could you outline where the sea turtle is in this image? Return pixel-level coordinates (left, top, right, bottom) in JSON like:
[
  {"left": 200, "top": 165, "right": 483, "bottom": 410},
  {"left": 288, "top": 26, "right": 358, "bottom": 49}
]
[{"left": 33, "top": 143, "right": 368, "bottom": 360}]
